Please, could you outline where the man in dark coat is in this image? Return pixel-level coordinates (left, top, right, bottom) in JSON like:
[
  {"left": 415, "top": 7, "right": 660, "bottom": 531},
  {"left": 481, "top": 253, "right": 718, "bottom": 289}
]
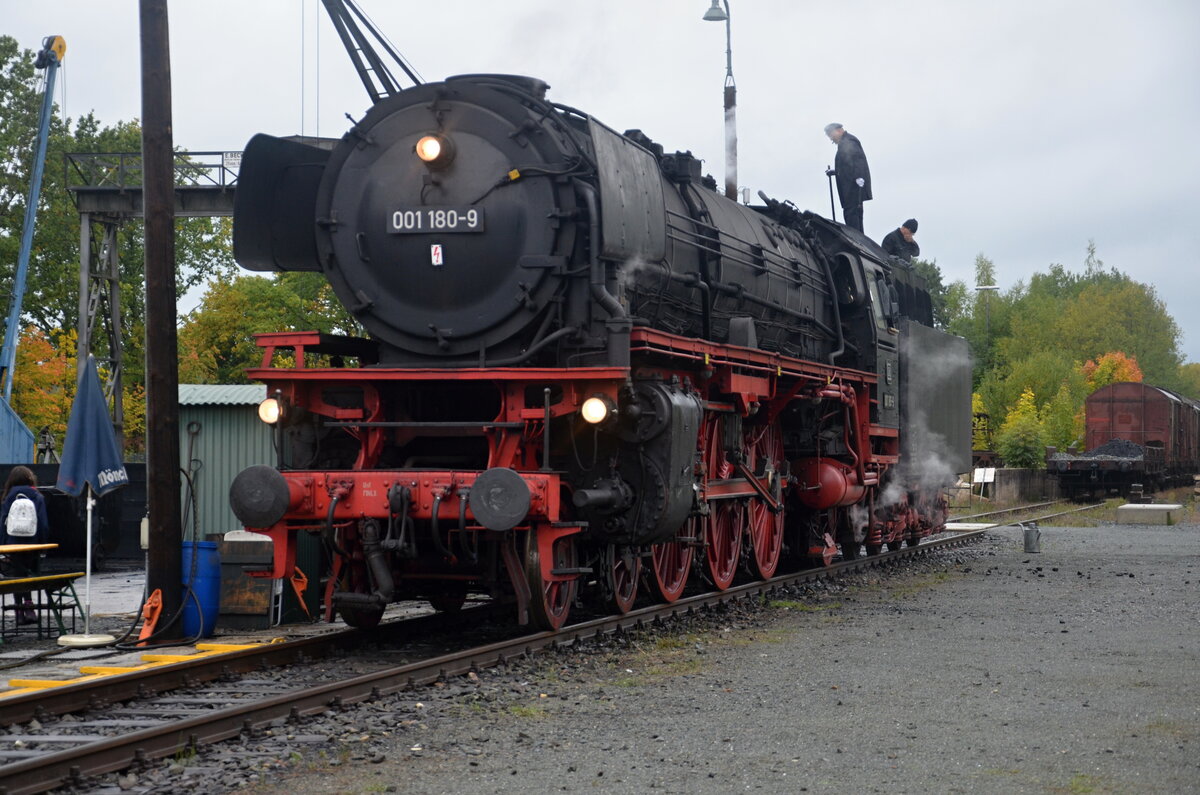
[
  {"left": 882, "top": 219, "right": 920, "bottom": 261},
  {"left": 824, "top": 123, "right": 872, "bottom": 232}
]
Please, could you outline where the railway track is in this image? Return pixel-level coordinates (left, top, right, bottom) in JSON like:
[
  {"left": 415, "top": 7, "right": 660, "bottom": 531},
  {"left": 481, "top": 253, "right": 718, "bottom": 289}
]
[
  {"left": 948, "top": 499, "right": 1067, "bottom": 523},
  {"left": 0, "top": 528, "right": 993, "bottom": 794},
  {"left": 950, "top": 499, "right": 1107, "bottom": 526}
]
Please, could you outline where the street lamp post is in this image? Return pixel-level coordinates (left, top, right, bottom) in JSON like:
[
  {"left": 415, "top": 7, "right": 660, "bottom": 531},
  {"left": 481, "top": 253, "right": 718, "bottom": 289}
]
[{"left": 702, "top": 0, "right": 737, "bottom": 201}]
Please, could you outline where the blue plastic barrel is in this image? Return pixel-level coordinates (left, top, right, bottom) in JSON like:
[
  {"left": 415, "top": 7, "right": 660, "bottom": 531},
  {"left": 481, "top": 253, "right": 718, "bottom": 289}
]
[{"left": 181, "top": 541, "right": 221, "bottom": 638}]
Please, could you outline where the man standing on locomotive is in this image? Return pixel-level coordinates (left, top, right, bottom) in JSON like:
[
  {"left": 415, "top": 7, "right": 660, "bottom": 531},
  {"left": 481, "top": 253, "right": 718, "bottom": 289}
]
[
  {"left": 882, "top": 218, "right": 920, "bottom": 261},
  {"left": 824, "top": 123, "right": 872, "bottom": 233}
]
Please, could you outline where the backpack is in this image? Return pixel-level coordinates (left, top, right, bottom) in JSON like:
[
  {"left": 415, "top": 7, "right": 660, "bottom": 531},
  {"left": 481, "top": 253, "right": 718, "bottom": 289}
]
[{"left": 6, "top": 494, "right": 38, "bottom": 538}]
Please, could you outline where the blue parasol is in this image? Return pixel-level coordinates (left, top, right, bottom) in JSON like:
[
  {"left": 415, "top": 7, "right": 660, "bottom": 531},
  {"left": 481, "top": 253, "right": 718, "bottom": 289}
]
[
  {"left": 56, "top": 355, "right": 128, "bottom": 498},
  {"left": 55, "top": 355, "right": 128, "bottom": 645}
]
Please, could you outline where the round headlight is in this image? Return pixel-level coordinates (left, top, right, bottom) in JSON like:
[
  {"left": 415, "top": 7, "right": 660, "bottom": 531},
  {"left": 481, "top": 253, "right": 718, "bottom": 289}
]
[
  {"left": 258, "top": 397, "right": 282, "bottom": 425},
  {"left": 416, "top": 135, "right": 442, "bottom": 162},
  {"left": 415, "top": 134, "right": 454, "bottom": 167},
  {"left": 580, "top": 396, "right": 612, "bottom": 425}
]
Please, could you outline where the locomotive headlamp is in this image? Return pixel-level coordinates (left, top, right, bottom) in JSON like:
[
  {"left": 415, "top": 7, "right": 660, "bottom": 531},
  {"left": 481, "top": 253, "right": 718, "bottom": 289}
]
[
  {"left": 580, "top": 395, "right": 615, "bottom": 425},
  {"left": 258, "top": 397, "right": 283, "bottom": 425},
  {"left": 415, "top": 134, "right": 455, "bottom": 168},
  {"left": 415, "top": 135, "right": 442, "bottom": 161}
]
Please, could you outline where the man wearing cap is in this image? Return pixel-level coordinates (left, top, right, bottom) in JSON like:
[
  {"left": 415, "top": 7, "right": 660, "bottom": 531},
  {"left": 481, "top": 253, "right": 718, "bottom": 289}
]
[
  {"left": 882, "top": 219, "right": 920, "bottom": 261},
  {"left": 824, "top": 123, "right": 872, "bottom": 232}
]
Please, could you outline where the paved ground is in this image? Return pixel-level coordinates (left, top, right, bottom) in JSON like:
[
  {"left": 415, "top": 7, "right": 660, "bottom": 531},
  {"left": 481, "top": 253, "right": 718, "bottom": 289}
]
[{"left": 251, "top": 522, "right": 1199, "bottom": 794}]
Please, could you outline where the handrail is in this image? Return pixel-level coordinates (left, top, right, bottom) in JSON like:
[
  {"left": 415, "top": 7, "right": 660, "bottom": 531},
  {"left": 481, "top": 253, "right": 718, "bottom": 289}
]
[{"left": 63, "top": 151, "right": 242, "bottom": 191}]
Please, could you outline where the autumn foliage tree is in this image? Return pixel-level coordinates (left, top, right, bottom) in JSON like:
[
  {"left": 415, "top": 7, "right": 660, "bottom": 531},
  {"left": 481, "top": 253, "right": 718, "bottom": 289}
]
[
  {"left": 10, "top": 327, "right": 76, "bottom": 446},
  {"left": 971, "top": 393, "right": 992, "bottom": 451},
  {"left": 9, "top": 327, "right": 147, "bottom": 455},
  {"left": 1081, "top": 351, "right": 1143, "bottom": 393}
]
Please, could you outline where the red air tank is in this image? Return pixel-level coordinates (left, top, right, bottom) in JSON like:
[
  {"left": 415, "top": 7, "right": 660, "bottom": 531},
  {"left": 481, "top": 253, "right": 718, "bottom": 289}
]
[{"left": 794, "top": 458, "right": 866, "bottom": 509}]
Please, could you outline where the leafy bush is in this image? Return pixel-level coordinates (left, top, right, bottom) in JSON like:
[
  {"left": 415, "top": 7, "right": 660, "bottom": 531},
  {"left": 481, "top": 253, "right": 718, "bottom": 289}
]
[{"left": 995, "top": 388, "right": 1046, "bottom": 468}]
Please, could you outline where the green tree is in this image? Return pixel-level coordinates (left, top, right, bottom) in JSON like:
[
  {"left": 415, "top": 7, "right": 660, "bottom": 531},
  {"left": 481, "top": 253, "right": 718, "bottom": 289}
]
[
  {"left": 941, "top": 280, "right": 971, "bottom": 331},
  {"left": 976, "top": 348, "right": 1078, "bottom": 427},
  {"left": 994, "top": 243, "right": 1179, "bottom": 387},
  {"left": 994, "top": 387, "right": 1046, "bottom": 468},
  {"left": 0, "top": 35, "right": 234, "bottom": 447},
  {"left": 1179, "top": 362, "right": 1200, "bottom": 400},
  {"left": 179, "top": 272, "right": 361, "bottom": 384},
  {"left": 998, "top": 263, "right": 1085, "bottom": 366},
  {"left": 946, "top": 242, "right": 1184, "bottom": 463},
  {"left": 0, "top": 36, "right": 63, "bottom": 271},
  {"left": 947, "top": 254, "right": 1017, "bottom": 387},
  {"left": 1054, "top": 281, "right": 1181, "bottom": 386},
  {"left": 1041, "top": 381, "right": 1084, "bottom": 450},
  {"left": 910, "top": 258, "right": 950, "bottom": 328}
]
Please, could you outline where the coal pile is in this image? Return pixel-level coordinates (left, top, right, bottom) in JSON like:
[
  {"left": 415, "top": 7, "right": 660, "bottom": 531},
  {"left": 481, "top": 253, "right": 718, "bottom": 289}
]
[{"left": 1049, "top": 438, "right": 1144, "bottom": 461}]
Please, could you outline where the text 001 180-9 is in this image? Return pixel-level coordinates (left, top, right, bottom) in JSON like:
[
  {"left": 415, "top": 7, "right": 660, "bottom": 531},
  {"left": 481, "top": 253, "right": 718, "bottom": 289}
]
[{"left": 389, "top": 207, "right": 486, "bottom": 234}]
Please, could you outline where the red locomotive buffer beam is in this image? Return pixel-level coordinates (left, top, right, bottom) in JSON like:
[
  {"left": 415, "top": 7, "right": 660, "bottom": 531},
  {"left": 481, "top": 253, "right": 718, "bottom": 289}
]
[
  {"left": 232, "top": 468, "right": 561, "bottom": 576},
  {"left": 230, "top": 463, "right": 586, "bottom": 628}
]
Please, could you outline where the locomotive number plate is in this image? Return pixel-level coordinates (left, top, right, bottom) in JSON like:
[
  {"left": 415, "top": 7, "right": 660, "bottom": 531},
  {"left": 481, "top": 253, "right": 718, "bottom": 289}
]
[{"left": 388, "top": 207, "right": 486, "bottom": 234}]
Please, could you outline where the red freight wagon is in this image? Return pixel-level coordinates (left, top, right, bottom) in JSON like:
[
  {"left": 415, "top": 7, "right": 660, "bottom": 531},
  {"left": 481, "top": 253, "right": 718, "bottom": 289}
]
[{"left": 1049, "top": 382, "right": 1200, "bottom": 498}]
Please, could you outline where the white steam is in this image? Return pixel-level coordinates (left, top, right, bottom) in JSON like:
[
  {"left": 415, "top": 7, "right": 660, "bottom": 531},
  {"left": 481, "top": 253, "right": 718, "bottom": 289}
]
[{"left": 878, "top": 331, "right": 972, "bottom": 508}]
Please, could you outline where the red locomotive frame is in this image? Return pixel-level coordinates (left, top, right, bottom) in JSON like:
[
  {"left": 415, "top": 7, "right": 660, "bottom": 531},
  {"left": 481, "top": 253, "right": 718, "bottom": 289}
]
[{"left": 242, "top": 325, "right": 938, "bottom": 629}]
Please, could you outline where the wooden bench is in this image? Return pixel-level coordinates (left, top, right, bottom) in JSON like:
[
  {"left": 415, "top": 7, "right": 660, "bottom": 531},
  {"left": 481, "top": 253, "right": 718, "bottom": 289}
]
[{"left": 0, "top": 573, "right": 84, "bottom": 640}]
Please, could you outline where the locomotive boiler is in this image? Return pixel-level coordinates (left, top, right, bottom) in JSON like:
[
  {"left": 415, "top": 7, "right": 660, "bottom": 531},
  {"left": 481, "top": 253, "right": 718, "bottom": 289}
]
[{"left": 228, "top": 71, "right": 971, "bottom": 630}]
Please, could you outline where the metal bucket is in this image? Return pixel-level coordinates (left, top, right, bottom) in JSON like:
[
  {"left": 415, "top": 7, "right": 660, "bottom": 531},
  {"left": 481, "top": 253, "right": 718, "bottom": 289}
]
[{"left": 1021, "top": 522, "right": 1041, "bottom": 554}]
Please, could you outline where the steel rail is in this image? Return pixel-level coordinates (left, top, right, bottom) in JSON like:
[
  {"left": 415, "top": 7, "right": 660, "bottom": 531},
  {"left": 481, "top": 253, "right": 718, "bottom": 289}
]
[
  {"left": 0, "top": 602, "right": 508, "bottom": 726},
  {"left": 0, "top": 530, "right": 986, "bottom": 795},
  {"left": 949, "top": 499, "right": 1066, "bottom": 523},
  {"left": 999, "top": 502, "right": 1106, "bottom": 524}
]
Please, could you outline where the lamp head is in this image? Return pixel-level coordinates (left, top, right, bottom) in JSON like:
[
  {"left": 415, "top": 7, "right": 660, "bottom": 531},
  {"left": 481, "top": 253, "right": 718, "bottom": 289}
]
[{"left": 703, "top": 0, "right": 728, "bottom": 22}]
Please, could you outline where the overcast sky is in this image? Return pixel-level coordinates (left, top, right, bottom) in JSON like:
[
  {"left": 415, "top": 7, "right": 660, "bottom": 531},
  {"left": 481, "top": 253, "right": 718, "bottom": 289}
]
[{"left": 5, "top": 0, "right": 1198, "bottom": 362}]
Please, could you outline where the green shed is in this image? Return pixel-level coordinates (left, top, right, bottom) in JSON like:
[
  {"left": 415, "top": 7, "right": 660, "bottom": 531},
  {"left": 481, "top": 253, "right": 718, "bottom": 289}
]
[
  {"left": 178, "top": 384, "right": 270, "bottom": 539},
  {"left": 178, "top": 385, "right": 322, "bottom": 626}
]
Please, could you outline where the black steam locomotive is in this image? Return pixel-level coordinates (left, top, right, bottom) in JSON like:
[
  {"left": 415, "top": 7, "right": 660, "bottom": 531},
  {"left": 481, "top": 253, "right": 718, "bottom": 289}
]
[{"left": 228, "top": 72, "right": 971, "bottom": 630}]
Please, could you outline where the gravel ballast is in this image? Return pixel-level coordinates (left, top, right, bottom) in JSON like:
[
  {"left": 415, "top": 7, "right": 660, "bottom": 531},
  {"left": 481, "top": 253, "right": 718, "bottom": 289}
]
[{"left": 101, "top": 522, "right": 1199, "bottom": 794}]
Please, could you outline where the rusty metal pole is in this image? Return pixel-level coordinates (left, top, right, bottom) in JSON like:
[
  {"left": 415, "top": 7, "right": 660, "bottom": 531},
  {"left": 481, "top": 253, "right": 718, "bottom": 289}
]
[{"left": 139, "top": 0, "right": 182, "bottom": 637}]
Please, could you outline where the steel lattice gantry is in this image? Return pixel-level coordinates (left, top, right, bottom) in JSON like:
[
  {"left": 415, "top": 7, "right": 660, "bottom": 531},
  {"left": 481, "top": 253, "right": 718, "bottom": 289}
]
[
  {"left": 65, "top": 150, "right": 238, "bottom": 450},
  {"left": 64, "top": 141, "right": 339, "bottom": 449}
]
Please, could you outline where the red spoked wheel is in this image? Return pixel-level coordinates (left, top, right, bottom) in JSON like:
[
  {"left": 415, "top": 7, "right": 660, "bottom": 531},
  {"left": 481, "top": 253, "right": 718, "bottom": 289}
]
[
  {"left": 606, "top": 544, "right": 640, "bottom": 614},
  {"left": 703, "top": 416, "right": 744, "bottom": 590},
  {"left": 525, "top": 528, "right": 577, "bottom": 631},
  {"left": 745, "top": 424, "right": 785, "bottom": 580},
  {"left": 705, "top": 500, "right": 745, "bottom": 590},
  {"left": 649, "top": 519, "right": 695, "bottom": 603}
]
